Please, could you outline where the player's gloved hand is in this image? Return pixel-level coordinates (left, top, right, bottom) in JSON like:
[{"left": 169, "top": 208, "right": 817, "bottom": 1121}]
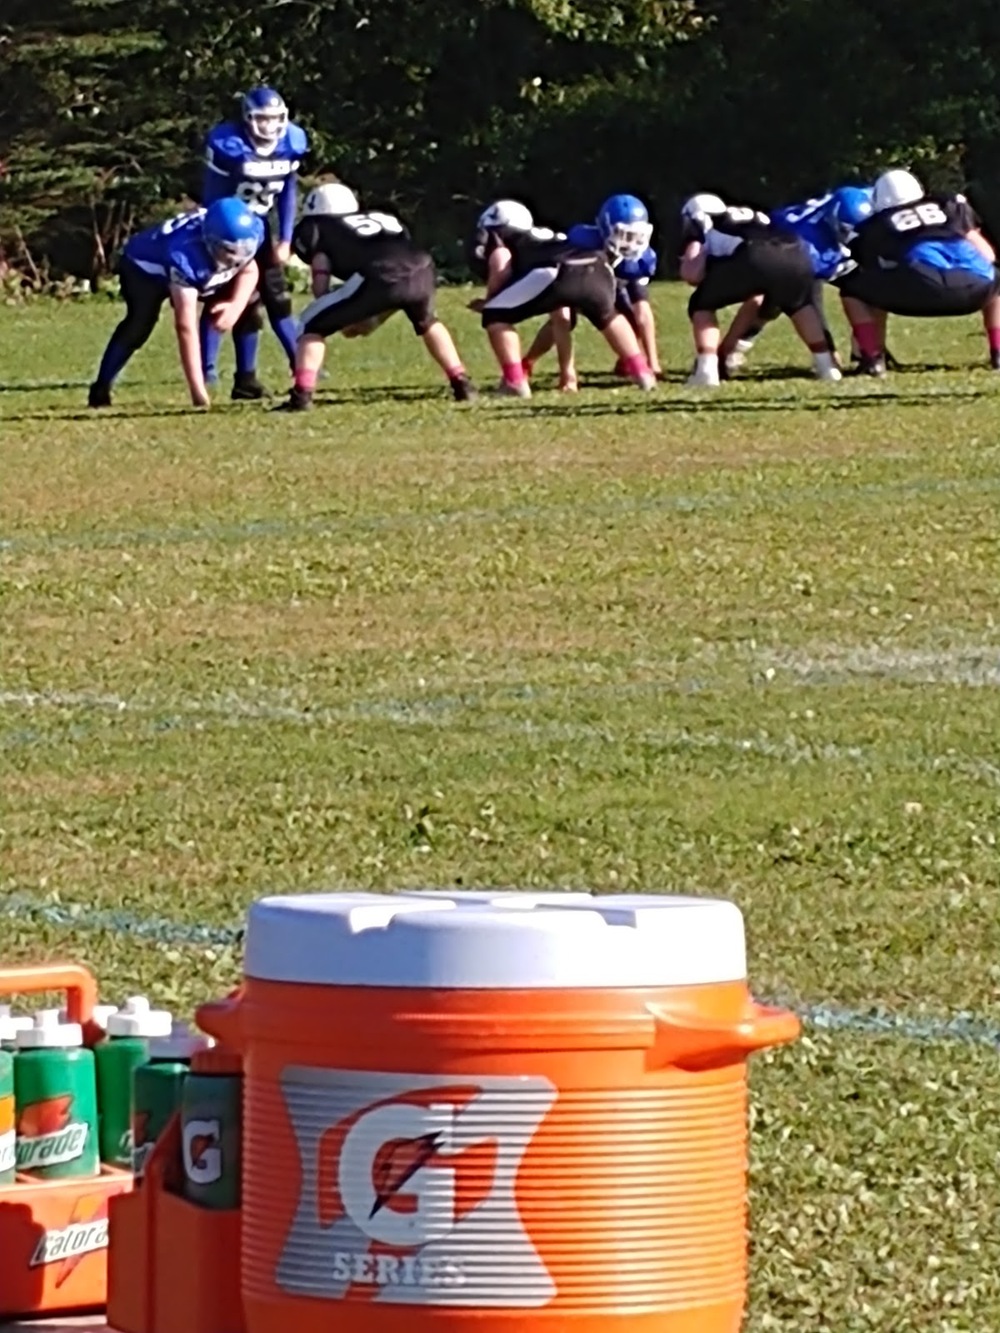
[{"left": 467, "top": 297, "right": 486, "bottom": 313}]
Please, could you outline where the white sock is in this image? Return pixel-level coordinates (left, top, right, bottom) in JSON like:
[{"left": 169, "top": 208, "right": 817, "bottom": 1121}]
[{"left": 696, "top": 353, "right": 719, "bottom": 377}]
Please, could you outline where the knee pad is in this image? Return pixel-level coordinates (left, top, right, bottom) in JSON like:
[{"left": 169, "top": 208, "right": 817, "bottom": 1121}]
[
  {"left": 262, "top": 265, "right": 293, "bottom": 320},
  {"left": 234, "top": 299, "right": 264, "bottom": 336}
]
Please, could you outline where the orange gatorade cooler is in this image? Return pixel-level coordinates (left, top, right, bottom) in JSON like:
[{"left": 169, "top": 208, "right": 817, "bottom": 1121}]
[{"left": 197, "top": 891, "right": 799, "bottom": 1333}]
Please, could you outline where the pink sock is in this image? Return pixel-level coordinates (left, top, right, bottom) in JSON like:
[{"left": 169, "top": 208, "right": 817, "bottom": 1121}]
[
  {"left": 446, "top": 365, "right": 467, "bottom": 380},
  {"left": 294, "top": 369, "right": 318, "bottom": 392},
  {"left": 852, "top": 323, "right": 881, "bottom": 359},
  {"left": 622, "top": 353, "right": 651, "bottom": 379},
  {"left": 521, "top": 358, "right": 534, "bottom": 377},
  {"left": 502, "top": 361, "right": 526, "bottom": 388},
  {"left": 988, "top": 328, "right": 1000, "bottom": 354}
]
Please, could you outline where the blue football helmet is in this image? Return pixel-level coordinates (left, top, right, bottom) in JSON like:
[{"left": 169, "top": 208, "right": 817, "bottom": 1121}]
[
  {"left": 203, "top": 197, "right": 261, "bottom": 267},
  {"left": 597, "top": 193, "right": 654, "bottom": 261},
  {"left": 831, "top": 186, "right": 875, "bottom": 239},
  {"left": 242, "top": 86, "right": 288, "bottom": 154}
]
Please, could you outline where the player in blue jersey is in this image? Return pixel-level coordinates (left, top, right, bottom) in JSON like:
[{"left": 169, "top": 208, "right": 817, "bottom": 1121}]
[
  {"left": 88, "top": 198, "right": 264, "bottom": 408},
  {"left": 199, "top": 86, "right": 309, "bottom": 398},
  {"left": 521, "top": 193, "right": 660, "bottom": 388},
  {"left": 718, "top": 186, "right": 874, "bottom": 375}
]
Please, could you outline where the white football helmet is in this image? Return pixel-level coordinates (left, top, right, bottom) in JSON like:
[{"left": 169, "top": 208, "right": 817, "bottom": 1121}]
[
  {"left": 682, "top": 193, "right": 728, "bottom": 220},
  {"left": 477, "top": 199, "right": 534, "bottom": 232},
  {"left": 872, "top": 170, "right": 924, "bottom": 212},
  {"left": 303, "top": 183, "right": 360, "bottom": 217}
]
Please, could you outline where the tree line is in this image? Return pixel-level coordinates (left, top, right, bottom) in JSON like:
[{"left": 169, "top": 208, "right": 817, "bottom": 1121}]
[{"left": 2, "top": 0, "right": 1000, "bottom": 287}]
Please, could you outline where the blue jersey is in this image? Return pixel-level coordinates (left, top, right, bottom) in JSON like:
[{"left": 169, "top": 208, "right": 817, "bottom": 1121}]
[
  {"left": 771, "top": 195, "right": 852, "bottom": 282},
  {"left": 202, "top": 121, "right": 309, "bottom": 243},
  {"left": 123, "top": 210, "right": 264, "bottom": 296},
  {"left": 566, "top": 222, "right": 657, "bottom": 301}
]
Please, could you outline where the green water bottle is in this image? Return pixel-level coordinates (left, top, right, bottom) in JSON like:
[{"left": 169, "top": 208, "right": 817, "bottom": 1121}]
[
  {"left": 95, "top": 996, "right": 173, "bottom": 1169},
  {"left": 180, "top": 1056, "right": 242, "bottom": 1210},
  {"left": 130, "top": 1031, "right": 210, "bottom": 1181},
  {"left": 0, "top": 1047, "right": 15, "bottom": 1185},
  {"left": 14, "top": 1009, "right": 100, "bottom": 1179}
]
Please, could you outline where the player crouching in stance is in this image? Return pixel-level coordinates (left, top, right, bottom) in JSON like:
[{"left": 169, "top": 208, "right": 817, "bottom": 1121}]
[
  {"left": 719, "top": 186, "right": 874, "bottom": 375},
  {"left": 679, "top": 194, "right": 842, "bottom": 387},
  {"left": 88, "top": 198, "right": 263, "bottom": 409},
  {"left": 279, "top": 182, "right": 476, "bottom": 412},
  {"left": 469, "top": 200, "right": 656, "bottom": 398},
  {"left": 523, "top": 194, "right": 661, "bottom": 385},
  {"left": 836, "top": 169, "right": 1000, "bottom": 376}
]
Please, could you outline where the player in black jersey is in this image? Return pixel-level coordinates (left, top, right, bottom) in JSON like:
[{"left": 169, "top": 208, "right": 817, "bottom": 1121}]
[
  {"left": 278, "top": 181, "right": 476, "bottom": 411},
  {"left": 678, "top": 193, "right": 842, "bottom": 387},
  {"left": 835, "top": 169, "right": 1000, "bottom": 376},
  {"left": 468, "top": 199, "right": 656, "bottom": 397}
]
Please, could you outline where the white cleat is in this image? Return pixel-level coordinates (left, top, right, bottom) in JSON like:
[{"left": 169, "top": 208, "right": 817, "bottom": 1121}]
[
  {"left": 685, "top": 366, "right": 721, "bottom": 388},
  {"left": 812, "top": 351, "right": 842, "bottom": 382},
  {"left": 495, "top": 378, "right": 532, "bottom": 399},
  {"left": 633, "top": 371, "right": 657, "bottom": 391}
]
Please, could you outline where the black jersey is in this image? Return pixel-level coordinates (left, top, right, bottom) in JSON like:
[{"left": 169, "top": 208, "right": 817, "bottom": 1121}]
[
  {"left": 851, "top": 194, "right": 980, "bottom": 268},
  {"left": 680, "top": 205, "right": 776, "bottom": 257},
  {"left": 292, "top": 211, "right": 418, "bottom": 279},
  {"left": 467, "top": 223, "right": 590, "bottom": 282}
]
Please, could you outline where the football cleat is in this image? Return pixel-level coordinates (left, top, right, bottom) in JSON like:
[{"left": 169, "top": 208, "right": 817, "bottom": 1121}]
[
  {"left": 496, "top": 377, "right": 532, "bottom": 398},
  {"left": 450, "top": 374, "right": 478, "bottom": 402},
  {"left": 88, "top": 381, "right": 111, "bottom": 408},
  {"left": 231, "top": 373, "right": 268, "bottom": 401}
]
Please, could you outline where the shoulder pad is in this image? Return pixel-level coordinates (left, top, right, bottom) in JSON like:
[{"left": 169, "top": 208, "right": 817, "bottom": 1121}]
[
  {"left": 567, "top": 222, "right": 600, "bottom": 248},
  {"left": 205, "top": 124, "right": 246, "bottom": 161},
  {"left": 286, "top": 123, "right": 309, "bottom": 155}
]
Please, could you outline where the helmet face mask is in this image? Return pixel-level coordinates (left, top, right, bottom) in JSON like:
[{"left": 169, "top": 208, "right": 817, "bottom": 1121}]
[
  {"left": 597, "top": 194, "right": 652, "bottom": 261},
  {"left": 203, "top": 198, "right": 260, "bottom": 269},
  {"left": 242, "top": 87, "right": 288, "bottom": 155}
]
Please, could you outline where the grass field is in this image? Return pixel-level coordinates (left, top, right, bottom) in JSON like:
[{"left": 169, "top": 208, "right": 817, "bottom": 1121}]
[{"left": 3, "top": 284, "right": 1000, "bottom": 1329}]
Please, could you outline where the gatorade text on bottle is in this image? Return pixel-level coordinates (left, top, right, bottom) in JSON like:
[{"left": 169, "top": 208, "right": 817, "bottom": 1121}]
[
  {"left": 96, "top": 996, "right": 172, "bottom": 1169},
  {"left": 14, "top": 1009, "right": 100, "bottom": 1179},
  {"left": 180, "top": 1047, "right": 242, "bottom": 1209}
]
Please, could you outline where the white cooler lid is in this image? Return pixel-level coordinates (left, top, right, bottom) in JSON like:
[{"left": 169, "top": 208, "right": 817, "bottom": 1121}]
[{"left": 244, "top": 890, "right": 747, "bottom": 989}]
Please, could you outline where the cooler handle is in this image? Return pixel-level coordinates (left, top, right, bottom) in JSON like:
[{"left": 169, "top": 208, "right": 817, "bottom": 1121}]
[
  {"left": 0, "top": 963, "right": 97, "bottom": 1025},
  {"left": 647, "top": 1000, "right": 801, "bottom": 1071}
]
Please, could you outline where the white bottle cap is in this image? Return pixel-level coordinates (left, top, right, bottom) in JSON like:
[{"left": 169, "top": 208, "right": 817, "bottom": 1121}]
[
  {"left": 0, "top": 1005, "right": 33, "bottom": 1044},
  {"left": 16, "top": 1008, "right": 84, "bottom": 1049},
  {"left": 147, "top": 1025, "right": 215, "bottom": 1062},
  {"left": 106, "top": 996, "right": 173, "bottom": 1039}
]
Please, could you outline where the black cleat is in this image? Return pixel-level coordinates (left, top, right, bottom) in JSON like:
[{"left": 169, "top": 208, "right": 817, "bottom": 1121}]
[
  {"left": 231, "top": 373, "right": 268, "bottom": 401},
  {"left": 273, "top": 387, "right": 313, "bottom": 412},
  {"left": 854, "top": 353, "right": 887, "bottom": 378},
  {"left": 88, "top": 381, "right": 112, "bottom": 408},
  {"left": 990, "top": 349, "right": 1000, "bottom": 371},
  {"left": 450, "top": 374, "right": 477, "bottom": 402}
]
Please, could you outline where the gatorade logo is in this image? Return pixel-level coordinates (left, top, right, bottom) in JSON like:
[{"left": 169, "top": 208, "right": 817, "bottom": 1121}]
[
  {"left": 182, "top": 1117, "right": 223, "bottom": 1185},
  {"left": 131, "top": 1112, "right": 153, "bottom": 1177},
  {"left": 16, "top": 1096, "right": 89, "bottom": 1170},
  {"left": 0, "top": 1093, "right": 14, "bottom": 1174},
  {"left": 29, "top": 1194, "right": 109, "bottom": 1283},
  {"left": 277, "top": 1069, "right": 556, "bottom": 1306}
]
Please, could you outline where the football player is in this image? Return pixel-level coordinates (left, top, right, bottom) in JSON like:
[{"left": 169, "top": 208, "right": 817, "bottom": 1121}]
[
  {"left": 837, "top": 168, "right": 1000, "bottom": 375},
  {"left": 469, "top": 199, "right": 656, "bottom": 398},
  {"left": 199, "top": 86, "right": 309, "bottom": 397},
  {"left": 720, "top": 186, "right": 874, "bottom": 374},
  {"left": 678, "top": 194, "right": 842, "bottom": 387},
  {"left": 278, "top": 181, "right": 476, "bottom": 412},
  {"left": 88, "top": 198, "right": 263, "bottom": 408},
  {"left": 522, "top": 193, "right": 661, "bottom": 386}
]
